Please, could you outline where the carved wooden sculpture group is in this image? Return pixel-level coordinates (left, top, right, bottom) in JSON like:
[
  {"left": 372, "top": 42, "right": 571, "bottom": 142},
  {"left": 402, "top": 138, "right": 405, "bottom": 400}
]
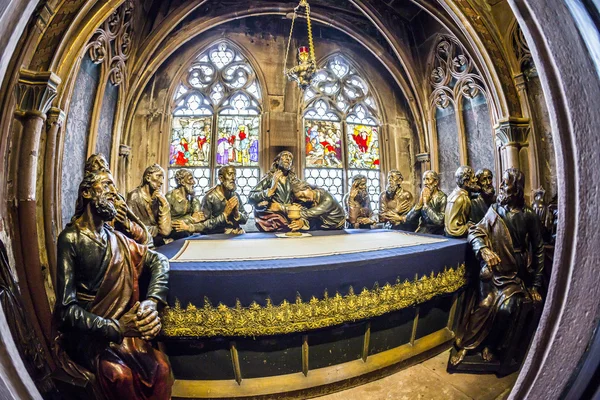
[{"left": 54, "top": 148, "right": 556, "bottom": 398}]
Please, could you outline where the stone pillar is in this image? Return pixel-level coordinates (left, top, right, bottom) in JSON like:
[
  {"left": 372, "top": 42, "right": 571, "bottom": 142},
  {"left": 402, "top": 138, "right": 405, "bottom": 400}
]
[
  {"left": 43, "top": 107, "right": 65, "bottom": 289},
  {"left": 416, "top": 153, "right": 431, "bottom": 172},
  {"left": 118, "top": 143, "right": 132, "bottom": 195},
  {"left": 13, "top": 69, "right": 60, "bottom": 348},
  {"left": 494, "top": 117, "right": 530, "bottom": 171}
]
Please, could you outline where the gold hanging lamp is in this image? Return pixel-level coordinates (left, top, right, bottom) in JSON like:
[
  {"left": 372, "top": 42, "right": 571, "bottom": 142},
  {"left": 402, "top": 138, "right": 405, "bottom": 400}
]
[{"left": 283, "top": 0, "right": 317, "bottom": 90}]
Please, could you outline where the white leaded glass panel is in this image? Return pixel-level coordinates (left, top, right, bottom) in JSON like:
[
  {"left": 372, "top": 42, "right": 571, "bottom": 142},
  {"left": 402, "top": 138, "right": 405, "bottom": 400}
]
[
  {"left": 305, "top": 168, "right": 344, "bottom": 204},
  {"left": 173, "top": 93, "right": 213, "bottom": 116}
]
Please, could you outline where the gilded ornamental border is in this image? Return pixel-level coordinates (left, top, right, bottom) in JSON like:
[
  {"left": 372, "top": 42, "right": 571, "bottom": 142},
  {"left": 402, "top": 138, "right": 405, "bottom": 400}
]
[{"left": 160, "top": 264, "right": 466, "bottom": 337}]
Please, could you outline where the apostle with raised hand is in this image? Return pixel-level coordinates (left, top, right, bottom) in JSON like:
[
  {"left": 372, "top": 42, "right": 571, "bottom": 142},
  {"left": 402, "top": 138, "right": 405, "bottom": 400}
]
[
  {"left": 201, "top": 166, "right": 248, "bottom": 234},
  {"left": 81, "top": 153, "right": 151, "bottom": 246},
  {"left": 405, "top": 170, "right": 447, "bottom": 235},
  {"left": 127, "top": 164, "right": 172, "bottom": 246},
  {"left": 249, "top": 150, "right": 298, "bottom": 232},
  {"left": 56, "top": 168, "right": 172, "bottom": 399},
  {"left": 344, "top": 174, "right": 376, "bottom": 229},
  {"left": 444, "top": 166, "right": 480, "bottom": 238},
  {"left": 379, "top": 169, "right": 414, "bottom": 231}
]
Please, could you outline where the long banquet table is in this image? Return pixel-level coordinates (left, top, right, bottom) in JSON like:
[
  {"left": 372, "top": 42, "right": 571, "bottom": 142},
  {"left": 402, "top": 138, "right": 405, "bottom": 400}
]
[{"left": 156, "top": 229, "right": 468, "bottom": 399}]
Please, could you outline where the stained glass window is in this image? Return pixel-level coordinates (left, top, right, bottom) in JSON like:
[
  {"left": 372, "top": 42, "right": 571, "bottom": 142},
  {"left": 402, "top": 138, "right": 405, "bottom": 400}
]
[
  {"left": 216, "top": 116, "right": 260, "bottom": 167},
  {"left": 303, "top": 54, "right": 382, "bottom": 209},
  {"left": 169, "top": 41, "right": 262, "bottom": 213},
  {"left": 169, "top": 117, "right": 212, "bottom": 167}
]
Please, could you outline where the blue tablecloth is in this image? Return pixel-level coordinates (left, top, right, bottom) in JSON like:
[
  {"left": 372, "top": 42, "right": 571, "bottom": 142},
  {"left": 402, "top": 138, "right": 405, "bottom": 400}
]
[{"left": 157, "top": 229, "right": 467, "bottom": 307}]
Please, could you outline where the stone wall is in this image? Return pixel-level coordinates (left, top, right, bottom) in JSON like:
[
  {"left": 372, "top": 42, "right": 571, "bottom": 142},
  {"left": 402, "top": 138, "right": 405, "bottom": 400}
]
[
  {"left": 527, "top": 74, "right": 557, "bottom": 197},
  {"left": 61, "top": 54, "right": 101, "bottom": 228},
  {"left": 463, "top": 94, "right": 495, "bottom": 173},
  {"left": 96, "top": 82, "right": 120, "bottom": 165},
  {"left": 436, "top": 106, "right": 461, "bottom": 195}
]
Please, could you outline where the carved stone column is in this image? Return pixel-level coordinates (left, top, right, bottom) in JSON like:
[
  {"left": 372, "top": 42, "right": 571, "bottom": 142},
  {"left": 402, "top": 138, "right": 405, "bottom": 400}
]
[
  {"left": 44, "top": 107, "right": 65, "bottom": 288},
  {"left": 13, "top": 69, "right": 61, "bottom": 347},
  {"left": 494, "top": 117, "right": 530, "bottom": 171},
  {"left": 416, "top": 152, "right": 431, "bottom": 172},
  {"left": 118, "top": 143, "right": 132, "bottom": 194}
]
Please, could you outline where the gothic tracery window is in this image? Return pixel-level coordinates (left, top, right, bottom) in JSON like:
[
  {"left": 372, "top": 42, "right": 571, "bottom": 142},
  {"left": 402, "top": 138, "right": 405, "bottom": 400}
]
[
  {"left": 169, "top": 42, "right": 262, "bottom": 213},
  {"left": 303, "top": 55, "right": 381, "bottom": 209}
]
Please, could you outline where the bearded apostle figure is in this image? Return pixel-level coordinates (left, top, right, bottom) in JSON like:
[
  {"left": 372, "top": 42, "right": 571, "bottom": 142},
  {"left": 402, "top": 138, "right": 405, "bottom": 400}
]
[
  {"left": 249, "top": 150, "right": 298, "bottom": 232},
  {"left": 470, "top": 168, "right": 496, "bottom": 223},
  {"left": 405, "top": 170, "right": 447, "bottom": 235},
  {"left": 127, "top": 164, "right": 172, "bottom": 246},
  {"left": 201, "top": 166, "right": 249, "bottom": 234},
  {"left": 344, "top": 174, "right": 376, "bottom": 229},
  {"left": 379, "top": 169, "right": 414, "bottom": 231},
  {"left": 450, "top": 168, "right": 544, "bottom": 368},
  {"left": 444, "top": 166, "right": 480, "bottom": 238},
  {"left": 56, "top": 169, "right": 172, "bottom": 399}
]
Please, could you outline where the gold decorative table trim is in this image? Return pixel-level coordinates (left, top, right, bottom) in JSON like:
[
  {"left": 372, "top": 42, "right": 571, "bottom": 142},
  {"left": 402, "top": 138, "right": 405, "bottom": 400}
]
[{"left": 161, "top": 264, "right": 466, "bottom": 337}]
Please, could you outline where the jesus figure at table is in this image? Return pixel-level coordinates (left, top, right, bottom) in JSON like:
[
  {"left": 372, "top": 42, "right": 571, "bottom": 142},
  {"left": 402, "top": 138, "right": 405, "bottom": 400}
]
[{"left": 248, "top": 150, "right": 298, "bottom": 232}]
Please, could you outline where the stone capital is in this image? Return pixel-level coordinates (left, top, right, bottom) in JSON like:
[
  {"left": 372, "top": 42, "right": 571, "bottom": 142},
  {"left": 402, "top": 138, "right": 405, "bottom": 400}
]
[
  {"left": 14, "top": 69, "right": 61, "bottom": 120},
  {"left": 494, "top": 117, "right": 530, "bottom": 147},
  {"left": 46, "top": 107, "right": 65, "bottom": 130},
  {"left": 119, "top": 144, "right": 132, "bottom": 157},
  {"left": 416, "top": 153, "right": 431, "bottom": 163}
]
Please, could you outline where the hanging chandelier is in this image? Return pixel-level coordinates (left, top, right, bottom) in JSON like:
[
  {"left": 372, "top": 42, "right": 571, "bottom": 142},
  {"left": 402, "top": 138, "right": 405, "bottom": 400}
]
[{"left": 283, "top": 0, "right": 317, "bottom": 90}]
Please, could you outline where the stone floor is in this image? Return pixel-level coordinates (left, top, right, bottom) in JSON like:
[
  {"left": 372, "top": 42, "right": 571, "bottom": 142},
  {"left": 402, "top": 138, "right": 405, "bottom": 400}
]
[{"left": 317, "top": 350, "right": 518, "bottom": 400}]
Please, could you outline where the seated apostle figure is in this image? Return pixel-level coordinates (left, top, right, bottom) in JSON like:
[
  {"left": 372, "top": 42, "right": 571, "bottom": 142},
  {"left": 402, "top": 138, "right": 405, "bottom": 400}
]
[
  {"left": 56, "top": 169, "right": 172, "bottom": 400},
  {"left": 167, "top": 168, "right": 206, "bottom": 235},
  {"left": 127, "top": 164, "right": 172, "bottom": 245},
  {"left": 289, "top": 180, "right": 346, "bottom": 231},
  {"left": 444, "top": 165, "right": 480, "bottom": 238},
  {"left": 405, "top": 170, "right": 447, "bottom": 235},
  {"left": 450, "top": 168, "right": 544, "bottom": 367},
  {"left": 83, "top": 153, "right": 151, "bottom": 246},
  {"left": 248, "top": 150, "right": 298, "bottom": 232},
  {"left": 470, "top": 168, "right": 496, "bottom": 224},
  {"left": 201, "top": 166, "right": 249, "bottom": 234},
  {"left": 379, "top": 169, "right": 414, "bottom": 231},
  {"left": 343, "top": 174, "right": 376, "bottom": 229}
]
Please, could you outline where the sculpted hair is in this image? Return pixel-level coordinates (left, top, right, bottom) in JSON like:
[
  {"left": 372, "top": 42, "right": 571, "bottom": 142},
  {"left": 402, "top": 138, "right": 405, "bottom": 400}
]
[
  {"left": 423, "top": 170, "right": 440, "bottom": 186},
  {"left": 455, "top": 166, "right": 474, "bottom": 187},
  {"left": 174, "top": 168, "right": 193, "bottom": 187},
  {"left": 351, "top": 174, "right": 367, "bottom": 187},
  {"left": 72, "top": 171, "right": 105, "bottom": 221},
  {"left": 291, "top": 179, "right": 315, "bottom": 194},
  {"left": 388, "top": 169, "right": 403, "bottom": 181},
  {"left": 505, "top": 168, "right": 526, "bottom": 207},
  {"left": 218, "top": 165, "right": 235, "bottom": 180},
  {"left": 142, "top": 164, "right": 165, "bottom": 186},
  {"left": 475, "top": 168, "right": 492, "bottom": 180},
  {"left": 270, "top": 150, "right": 293, "bottom": 172},
  {"left": 84, "top": 153, "right": 109, "bottom": 173}
]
